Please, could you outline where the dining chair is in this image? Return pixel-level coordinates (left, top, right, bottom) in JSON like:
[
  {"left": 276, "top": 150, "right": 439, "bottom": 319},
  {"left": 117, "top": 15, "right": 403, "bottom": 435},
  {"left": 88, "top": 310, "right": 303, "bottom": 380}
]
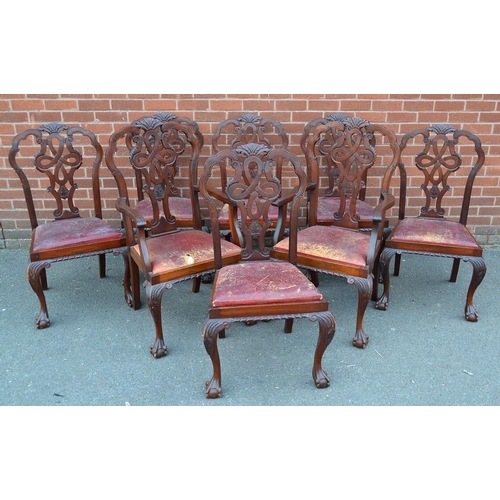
[
  {"left": 105, "top": 113, "right": 207, "bottom": 310},
  {"left": 108, "top": 118, "right": 242, "bottom": 359},
  {"left": 272, "top": 117, "right": 400, "bottom": 349},
  {"left": 300, "top": 113, "right": 401, "bottom": 299},
  {"left": 210, "top": 113, "right": 291, "bottom": 241},
  {"left": 375, "top": 124, "right": 487, "bottom": 321},
  {"left": 199, "top": 142, "right": 336, "bottom": 398},
  {"left": 8, "top": 123, "right": 127, "bottom": 329}
]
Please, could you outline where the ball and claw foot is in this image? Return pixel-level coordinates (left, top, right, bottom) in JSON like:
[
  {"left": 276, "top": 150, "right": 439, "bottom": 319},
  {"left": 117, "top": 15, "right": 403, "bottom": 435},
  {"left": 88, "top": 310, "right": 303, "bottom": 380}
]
[
  {"left": 150, "top": 339, "right": 168, "bottom": 359},
  {"left": 353, "top": 331, "right": 369, "bottom": 349},
  {"left": 465, "top": 305, "right": 479, "bottom": 322},
  {"left": 125, "top": 291, "right": 135, "bottom": 309},
  {"left": 201, "top": 273, "right": 213, "bottom": 284},
  {"left": 205, "top": 378, "right": 222, "bottom": 399},
  {"left": 375, "top": 296, "right": 389, "bottom": 311},
  {"left": 36, "top": 311, "right": 50, "bottom": 329},
  {"left": 313, "top": 369, "right": 330, "bottom": 389}
]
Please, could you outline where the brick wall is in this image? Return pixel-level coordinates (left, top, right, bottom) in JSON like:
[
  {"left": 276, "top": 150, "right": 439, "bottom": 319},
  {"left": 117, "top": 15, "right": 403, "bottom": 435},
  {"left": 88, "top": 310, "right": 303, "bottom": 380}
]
[{"left": 1, "top": 94, "right": 500, "bottom": 248}]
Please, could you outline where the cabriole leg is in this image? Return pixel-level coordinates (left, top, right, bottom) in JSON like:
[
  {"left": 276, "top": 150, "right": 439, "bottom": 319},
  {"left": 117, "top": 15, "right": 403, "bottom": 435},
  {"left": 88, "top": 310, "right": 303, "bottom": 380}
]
[
  {"left": 203, "top": 319, "right": 231, "bottom": 399},
  {"left": 27, "top": 261, "right": 51, "bottom": 329},
  {"left": 375, "top": 248, "right": 398, "bottom": 312},
  {"left": 465, "top": 257, "right": 487, "bottom": 322},
  {"left": 350, "top": 276, "right": 372, "bottom": 349},
  {"left": 311, "top": 311, "right": 336, "bottom": 388},
  {"left": 146, "top": 282, "right": 169, "bottom": 358}
]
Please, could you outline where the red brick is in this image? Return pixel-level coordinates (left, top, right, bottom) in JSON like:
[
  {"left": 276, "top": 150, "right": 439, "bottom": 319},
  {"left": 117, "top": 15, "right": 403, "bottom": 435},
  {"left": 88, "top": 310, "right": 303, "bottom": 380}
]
[{"left": 0, "top": 94, "right": 499, "bottom": 241}]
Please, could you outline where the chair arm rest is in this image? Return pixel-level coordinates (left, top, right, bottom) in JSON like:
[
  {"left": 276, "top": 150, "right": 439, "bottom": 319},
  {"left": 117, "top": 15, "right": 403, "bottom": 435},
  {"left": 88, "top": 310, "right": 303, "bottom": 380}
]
[
  {"left": 272, "top": 184, "right": 315, "bottom": 208},
  {"left": 373, "top": 191, "right": 396, "bottom": 223},
  {"left": 116, "top": 197, "right": 147, "bottom": 228},
  {"left": 207, "top": 191, "right": 230, "bottom": 206},
  {"left": 273, "top": 193, "right": 295, "bottom": 207}
]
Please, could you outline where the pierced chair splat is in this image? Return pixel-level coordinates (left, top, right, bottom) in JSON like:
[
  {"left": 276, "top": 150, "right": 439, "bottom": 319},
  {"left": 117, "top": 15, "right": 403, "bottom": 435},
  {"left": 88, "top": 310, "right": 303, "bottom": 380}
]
[
  {"left": 272, "top": 118, "right": 400, "bottom": 349},
  {"left": 106, "top": 113, "right": 205, "bottom": 230},
  {"left": 199, "top": 143, "right": 336, "bottom": 399},
  {"left": 8, "top": 123, "right": 127, "bottom": 329},
  {"left": 211, "top": 113, "right": 292, "bottom": 241},
  {"left": 108, "top": 119, "right": 242, "bottom": 359},
  {"left": 131, "top": 113, "right": 205, "bottom": 230},
  {"left": 301, "top": 113, "right": 393, "bottom": 232},
  {"left": 375, "top": 124, "right": 487, "bottom": 321}
]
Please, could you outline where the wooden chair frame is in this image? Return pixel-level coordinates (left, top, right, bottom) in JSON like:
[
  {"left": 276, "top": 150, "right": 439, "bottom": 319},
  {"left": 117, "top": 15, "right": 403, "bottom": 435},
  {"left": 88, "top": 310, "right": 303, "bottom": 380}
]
[
  {"left": 199, "top": 143, "right": 336, "bottom": 398},
  {"left": 108, "top": 119, "right": 242, "bottom": 358},
  {"left": 375, "top": 124, "right": 487, "bottom": 321},
  {"left": 272, "top": 118, "right": 400, "bottom": 348},
  {"left": 8, "top": 123, "right": 127, "bottom": 329},
  {"left": 106, "top": 114, "right": 206, "bottom": 310}
]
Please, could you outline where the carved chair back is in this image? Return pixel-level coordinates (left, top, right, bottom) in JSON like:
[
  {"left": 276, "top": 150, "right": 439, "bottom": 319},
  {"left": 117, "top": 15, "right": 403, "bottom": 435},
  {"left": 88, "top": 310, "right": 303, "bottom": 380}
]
[
  {"left": 211, "top": 113, "right": 289, "bottom": 193},
  {"left": 303, "top": 117, "right": 400, "bottom": 232},
  {"left": 398, "top": 124, "right": 485, "bottom": 226},
  {"left": 301, "top": 113, "right": 374, "bottom": 204},
  {"left": 212, "top": 113, "right": 289, "bottom": 152},
  {"left": 106, "top": 117, "right": 204, "bottom": 238},
  {"left": 8, "top": 123, "right": 105, "bottom": 229},
  {"left": 106, "top": 113, "right": 203, "bottom": 230},
  {"left": 200, "top": 143, "right": 307, "bottom": 268}
]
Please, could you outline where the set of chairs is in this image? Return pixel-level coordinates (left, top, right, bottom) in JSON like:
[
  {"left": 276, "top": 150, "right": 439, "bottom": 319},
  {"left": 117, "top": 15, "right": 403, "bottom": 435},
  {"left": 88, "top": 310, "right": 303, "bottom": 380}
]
[{"left": 8, "top": 113, "right": 487, "bottom": 398}]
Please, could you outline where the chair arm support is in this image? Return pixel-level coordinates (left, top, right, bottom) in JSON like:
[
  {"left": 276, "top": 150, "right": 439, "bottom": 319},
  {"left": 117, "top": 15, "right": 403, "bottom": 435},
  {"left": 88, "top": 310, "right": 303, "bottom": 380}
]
[
  {"left": 372, "top": 191, "right": 396, "bottom": 224},
  {"left": 116, "top": 197, "right": 151, "bottom": 272},
  {"left": 367, "top": 191, "right": 395, "bottom": 269}
]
